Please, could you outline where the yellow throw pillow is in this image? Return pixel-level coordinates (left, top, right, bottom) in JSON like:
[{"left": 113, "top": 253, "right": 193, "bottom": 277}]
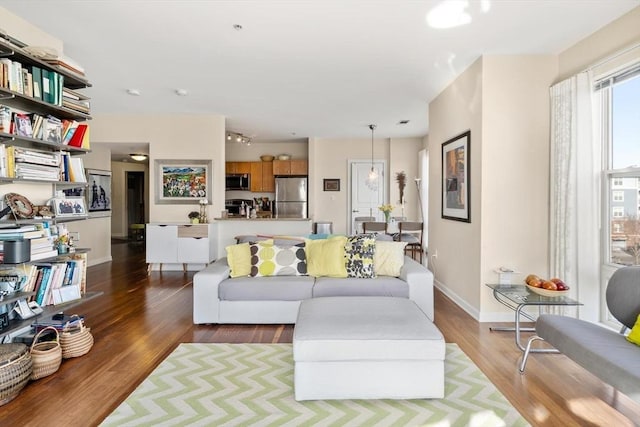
[
  {"left": 225, "top": 243, "right": 252, "bottom": 278},
  {"left": 374, "top": 241, "right": 407, "bottom": 276},
  {"left": 305, "top": 236, "right": 347, "bottom": 278},
  {"left": 627, "top": 314, "right": 640, "bottom": 346}
]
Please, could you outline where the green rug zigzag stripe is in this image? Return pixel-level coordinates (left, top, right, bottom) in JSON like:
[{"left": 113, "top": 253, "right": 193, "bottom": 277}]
[{"left": 101, "top": 343, "right": 529, "bottom": 427}]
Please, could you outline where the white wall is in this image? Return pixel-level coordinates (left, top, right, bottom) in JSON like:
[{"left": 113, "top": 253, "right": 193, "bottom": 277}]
[{"left": 90, "top": 114, "right": 226, "bottom": 224}]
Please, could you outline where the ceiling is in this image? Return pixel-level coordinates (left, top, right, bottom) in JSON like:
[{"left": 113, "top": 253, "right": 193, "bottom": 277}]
[{"left": 2, "top": 1, "right": 638, "bottom": 157}]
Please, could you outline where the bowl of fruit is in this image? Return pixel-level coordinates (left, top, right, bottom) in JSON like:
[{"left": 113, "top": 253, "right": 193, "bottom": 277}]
[{"left": 524, "top": 274, "right": 570, "bottom": 297}]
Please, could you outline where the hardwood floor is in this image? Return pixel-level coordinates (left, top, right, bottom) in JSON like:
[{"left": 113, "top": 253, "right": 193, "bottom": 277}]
[{"left": 2, "top": 240, "right": 639, "bottom": 427}]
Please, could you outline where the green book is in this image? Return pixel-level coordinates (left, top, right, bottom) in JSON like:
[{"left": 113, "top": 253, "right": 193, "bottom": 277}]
[
  {"left": 41, "top": 69, "right": 52, "bottom": 103},
  {"left": 30, "top": 66, "right": 42, "bottom": 100}
]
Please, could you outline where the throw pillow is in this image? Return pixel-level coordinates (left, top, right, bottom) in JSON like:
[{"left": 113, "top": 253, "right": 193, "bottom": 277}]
[
  {"left": 225, "top": 243, "right": 252, "bottom": 278},
  {"left": 374, "top": 241, "right": 408, "bottom": 276},
  {"left": 627, "top": 313, "right": 640, "bottom": 346},
  {"left": 305, "top": 236, "right": 348, "bottom": 277},
  {"left": 344, "top": 234, "right": 376, "bottom": 278},
  {"left": 249, "top": 242, "right": 307, "bottom": 277}
]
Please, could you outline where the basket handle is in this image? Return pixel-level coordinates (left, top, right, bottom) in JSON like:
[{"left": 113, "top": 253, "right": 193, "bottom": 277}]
[
  {"left": 63, "top": 314, "right": 83, "bottom": 332},
  {"left": 30, "top": 326, "right": 60, "bottom": 351}
]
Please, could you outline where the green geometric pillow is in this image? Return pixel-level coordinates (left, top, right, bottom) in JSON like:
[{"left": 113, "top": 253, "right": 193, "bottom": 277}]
[
  {"left": 249, "top": 242, "right": 307, "bottom": 277},
  {"left": 344, "top": 234, "right": 376, "bottom": 278}
]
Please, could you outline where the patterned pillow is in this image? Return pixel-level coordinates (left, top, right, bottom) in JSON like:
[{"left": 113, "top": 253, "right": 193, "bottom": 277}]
[
  {"left": 344, "top": 234, "right": 376, "bottom": 278},
  {"left": 249, "top": 242, "right": 307, "bottom": 277}
]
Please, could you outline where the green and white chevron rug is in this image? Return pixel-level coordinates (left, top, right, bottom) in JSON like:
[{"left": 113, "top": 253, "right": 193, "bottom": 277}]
[{"left": 101, "top": 343, "right": 528, "bottom": 427}]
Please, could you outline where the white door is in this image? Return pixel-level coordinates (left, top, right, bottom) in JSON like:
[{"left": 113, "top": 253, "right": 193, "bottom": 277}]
[{"left": 350, "top": 161, "right": 385, "bottom": 234}]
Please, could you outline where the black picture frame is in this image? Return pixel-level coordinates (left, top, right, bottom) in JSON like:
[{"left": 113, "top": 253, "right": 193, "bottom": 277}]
[
  {"left": 442, "top": 130, "right": 471, "bottom": 222},
  {"left": 323, "top": 179, "right": 340, "bottom": 191}
]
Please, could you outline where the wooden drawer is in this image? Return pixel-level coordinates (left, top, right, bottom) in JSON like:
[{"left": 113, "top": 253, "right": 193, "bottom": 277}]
[{"left": 177, "top": 224, "right": 208, "bottom": 238}]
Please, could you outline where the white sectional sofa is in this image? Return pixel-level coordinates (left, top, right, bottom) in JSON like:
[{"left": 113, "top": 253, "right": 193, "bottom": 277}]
[{"left": 193, "top": 255, "right": 434, "bottom": 324}]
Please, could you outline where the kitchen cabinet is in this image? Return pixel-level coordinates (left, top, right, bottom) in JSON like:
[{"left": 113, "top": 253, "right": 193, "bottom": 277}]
[
  {"left": 250, "top": 161, "right": 274, "bottom": 192},
  {"left": 225, "top": 162, "right": 251, "bottom": 174},
  {"left": 273, "top": 159, "right": 308, "bottom": 176},
  {"left": 146, "top": 223, "right": 218, "bottom": 272}
]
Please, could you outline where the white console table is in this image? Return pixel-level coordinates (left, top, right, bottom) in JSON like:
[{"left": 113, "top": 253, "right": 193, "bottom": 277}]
[{"left": 146, "top": 223, "right": 218, "bottom": 273}]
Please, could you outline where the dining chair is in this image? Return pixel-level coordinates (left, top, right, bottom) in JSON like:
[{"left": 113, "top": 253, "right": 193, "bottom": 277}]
[
  {"left": 354, "top": 216, "right": 375, "bottom": 234},
  {"left": 362, "top": 221, "right": 388, "bottom": 235},
  {"left": 397, "top": 221, "right": 424, "bottom": 263}
]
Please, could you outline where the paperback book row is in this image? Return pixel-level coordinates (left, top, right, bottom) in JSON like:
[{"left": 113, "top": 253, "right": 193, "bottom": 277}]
[
  {"left": 0, "top": 104, "right": 90, "bottom": 148},
  {"left": 0, "top": 58, "right": 90, "bottom": 113},
  {"left": 0, "top": 253, "right": 87, "bottom": 306},
  {"left": 0, "top": 222, "right": 65, "bottom": 262},
  {"left": 0, "top": 144, "right": 87, "bottom": 182}
]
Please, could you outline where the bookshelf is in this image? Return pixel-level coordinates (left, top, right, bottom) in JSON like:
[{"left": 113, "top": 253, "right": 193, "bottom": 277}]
[{"left": 0, "top": 32, "right": 96, "bottom": 342}]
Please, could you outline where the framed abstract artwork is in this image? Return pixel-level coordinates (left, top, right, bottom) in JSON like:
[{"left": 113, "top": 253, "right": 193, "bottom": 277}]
[{"left": 442, "top": 130, "right": 471, "bottom": 222}]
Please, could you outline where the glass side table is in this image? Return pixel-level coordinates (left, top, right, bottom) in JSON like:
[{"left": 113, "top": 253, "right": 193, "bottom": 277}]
[{"left": 486, "top": 284, "right": 583, "bottom": 352}]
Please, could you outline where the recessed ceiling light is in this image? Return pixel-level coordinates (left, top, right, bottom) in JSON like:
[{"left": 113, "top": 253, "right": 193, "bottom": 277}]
[
  {"left": 175, "top": 89, "right": 188, "bottom": 96},
  {"left": 233, "top": 24, "right": 243, "bottom": 31},
  {"left": 126, "top": 88, "right": 141, "bottom": 96},
  {"left": 398, "top": 120, "right": 410, "bottom": 125},
  {"left": 130, "top": 154, "right": 148, "bottom": 161}
]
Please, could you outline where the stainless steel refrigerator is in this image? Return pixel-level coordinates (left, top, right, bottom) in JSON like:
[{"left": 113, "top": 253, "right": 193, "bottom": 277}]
[{"left": 274, "top": 176, "right": 308, "bottom": 218}]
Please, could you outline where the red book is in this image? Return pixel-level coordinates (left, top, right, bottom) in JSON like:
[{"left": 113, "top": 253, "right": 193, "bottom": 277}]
[{"left": 67, "top": 123, "right": 87, "bottom": 147}]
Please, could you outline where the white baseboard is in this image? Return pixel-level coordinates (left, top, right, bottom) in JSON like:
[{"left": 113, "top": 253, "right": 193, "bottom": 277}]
[
  {"left": 88, "top": 256, "right": 113, "bottom": 267},
  {"left": 434, "top": 279, "right": 480, "bottom": 321}
]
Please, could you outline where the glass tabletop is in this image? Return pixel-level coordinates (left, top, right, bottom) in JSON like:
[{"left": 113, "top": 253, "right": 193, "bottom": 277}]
[{"left": 486, "top": 284, "right": 582, "bottom": 306}]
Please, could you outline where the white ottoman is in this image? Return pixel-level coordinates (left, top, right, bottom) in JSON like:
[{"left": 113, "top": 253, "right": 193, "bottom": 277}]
[{"left": 293, "top": 296, "right": 445, "bottom": 401}]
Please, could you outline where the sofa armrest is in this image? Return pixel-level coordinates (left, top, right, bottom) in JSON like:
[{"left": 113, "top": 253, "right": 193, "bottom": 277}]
[
  {"left": 400, "top": 256, "right": 435, "bottom": 321},
  {"left": 193, "top": 257, "right": 231, "bottom": 324}
]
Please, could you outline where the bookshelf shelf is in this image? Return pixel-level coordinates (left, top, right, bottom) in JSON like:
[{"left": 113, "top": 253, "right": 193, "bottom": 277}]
[
  {"left": 0, "top": 131, "right": 89, "bottom": 154},
  {"left": 0, "top": 87, "right": 91, "bottom": 121}
]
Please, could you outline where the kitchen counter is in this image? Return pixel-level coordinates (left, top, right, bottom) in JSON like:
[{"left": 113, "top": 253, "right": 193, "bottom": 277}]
[
  {"left": 214, "top": 217, "right": 309, "bottom": 221},
  {"left": 215, "top": 218, "right": 313, "bottom": 255}
]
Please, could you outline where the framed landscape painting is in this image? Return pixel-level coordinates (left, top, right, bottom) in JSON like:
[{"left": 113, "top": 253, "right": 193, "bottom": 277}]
[
  {"left": 442, "top": 130, "right": 471, "bottom": 222},
  {"left": 155, "top": 159, "right": 212, "bottom": 204}
]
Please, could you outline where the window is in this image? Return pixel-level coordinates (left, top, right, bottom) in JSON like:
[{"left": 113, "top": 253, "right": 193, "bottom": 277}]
[
  {"left": 612, "top": 191, "right": 624, "bottom": 202},
  {"left": 600, "top": 68, "right": 640, "bottom": 267},
  {"left": 612, "top": 206, "right": 624, "bottom": 218}
]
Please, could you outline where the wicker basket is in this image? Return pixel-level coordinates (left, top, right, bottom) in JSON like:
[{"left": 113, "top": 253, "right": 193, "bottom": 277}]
[
  {"left": 60, "top": 316, "right": 93, "bottom": 359},
  {"left": 0, "top": 343, "right": 32, "bottom": 406},
  {"left": 30, "top": 326, "right": 62, "bottom": 380}
]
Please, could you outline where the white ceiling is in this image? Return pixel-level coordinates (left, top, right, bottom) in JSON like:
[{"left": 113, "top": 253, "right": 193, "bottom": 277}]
[{"left": 2, "top": 1, "right": 638, "bottom": 150}]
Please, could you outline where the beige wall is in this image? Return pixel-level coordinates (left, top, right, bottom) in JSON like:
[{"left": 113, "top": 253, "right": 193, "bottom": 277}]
[
  {"left": 428, "top": 58, "right": 483, "bottom": 317},
  {"left": 90, "top": 114, "right": 226, "bottom": 223},
  {"left": 557, "top": 6, "right": 640, "bottom": 81},
  {"left": 428, "top": 56, "right": 557, "bottom": 320},
  {"left": 0, "top": 7, "right": 63, "bottom": 52},
  {"left": 479, "top": 56, "right": 557, "bottom": 319},
  {"left": 225, "top": 140, "right": 308, "bottom": 162},
  {"left": 111, "top": 161, "right": 148, "bottom": 239},
  {"left": 389, "top": 138, "right": 423, "bottom": 222}
]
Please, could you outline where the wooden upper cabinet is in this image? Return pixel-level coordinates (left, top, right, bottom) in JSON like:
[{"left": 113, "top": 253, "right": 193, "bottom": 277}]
[
  {"left": 250, "top": 161, "right": 275, "bottom": 192},
  {"left": 262, "top": 161, "right": 275, "bottom": 192},
  {"left": 273, "top": 159, "right": 307, "bottom": 176},
  {"left": 226, "top": 162, "right": 251, "bottom": 174},
  {"left": 290, "top": 160, "right": 308, "bottom": 175}
]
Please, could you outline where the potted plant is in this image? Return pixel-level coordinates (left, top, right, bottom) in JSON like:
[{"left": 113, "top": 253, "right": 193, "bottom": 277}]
[{"left": 188, "top": 211, "right": 200, "bottom": 224}]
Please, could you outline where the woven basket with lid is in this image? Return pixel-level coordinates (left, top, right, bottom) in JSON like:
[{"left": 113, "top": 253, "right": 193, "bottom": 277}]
[{"left": 0, "top": 343, "right": 32, "bottom": 405}]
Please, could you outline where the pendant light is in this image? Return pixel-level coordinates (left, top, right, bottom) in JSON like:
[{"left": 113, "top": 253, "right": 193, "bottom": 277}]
[{"left": 365, "top": 124, "right": 378, "bottom": 190}]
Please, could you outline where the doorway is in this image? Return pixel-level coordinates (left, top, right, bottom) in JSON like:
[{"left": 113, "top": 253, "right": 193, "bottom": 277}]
[
  {"left": 349, "top": 160, "right": 386, "bottom": 234},
  {"left": 127, "top": 171, "right": 145, "bottom": 241}
]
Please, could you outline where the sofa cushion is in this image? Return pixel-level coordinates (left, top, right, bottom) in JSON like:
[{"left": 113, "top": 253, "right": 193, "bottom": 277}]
[
  {"left": 219, "top": 275, "right": 315, "bottom": 301},
  {"left": 312, "top": 276, "right": 409, "bottom": 298},
  {"left": 344, "top": 234, "right": 376, "bottom": 278},
  {"left": 249, "top": 242, "right": 307, "bottom": 277},
  {"left": 374, "top": 241, "right": 407, "bottom": 277},
  {"left": 305, "top": 236, "right": 348, "bottom": 278},
  {"left": 627, "top": 313, "right": 640, "bottom": 346},
  {"left": 226, "top": 243, "right": 252, "bottom": 278}
]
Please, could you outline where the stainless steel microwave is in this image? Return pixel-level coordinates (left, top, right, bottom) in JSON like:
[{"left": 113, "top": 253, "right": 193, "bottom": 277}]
[{"left": 225, "top": 174, "right": 250, "bottom": 190}]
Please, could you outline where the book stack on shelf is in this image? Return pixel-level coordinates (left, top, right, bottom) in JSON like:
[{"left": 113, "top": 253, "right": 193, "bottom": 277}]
[
  {"left": 62, "top": 88, "right": 90, "bottom": 114},
  {"left": 1, "top": 252, "right": 87, "bottom": 307},
  {"left": 0, "top": 223, "right": 57, "bottom": 262},
  {"left": 0, "top": 145, "right": 86, "bottom": 182},
  {"left": 0, "top": 104, "right": 90, "bottom": 149},
  {"left": 0, "top": 57, "right": 66, "bottom": 106}
]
